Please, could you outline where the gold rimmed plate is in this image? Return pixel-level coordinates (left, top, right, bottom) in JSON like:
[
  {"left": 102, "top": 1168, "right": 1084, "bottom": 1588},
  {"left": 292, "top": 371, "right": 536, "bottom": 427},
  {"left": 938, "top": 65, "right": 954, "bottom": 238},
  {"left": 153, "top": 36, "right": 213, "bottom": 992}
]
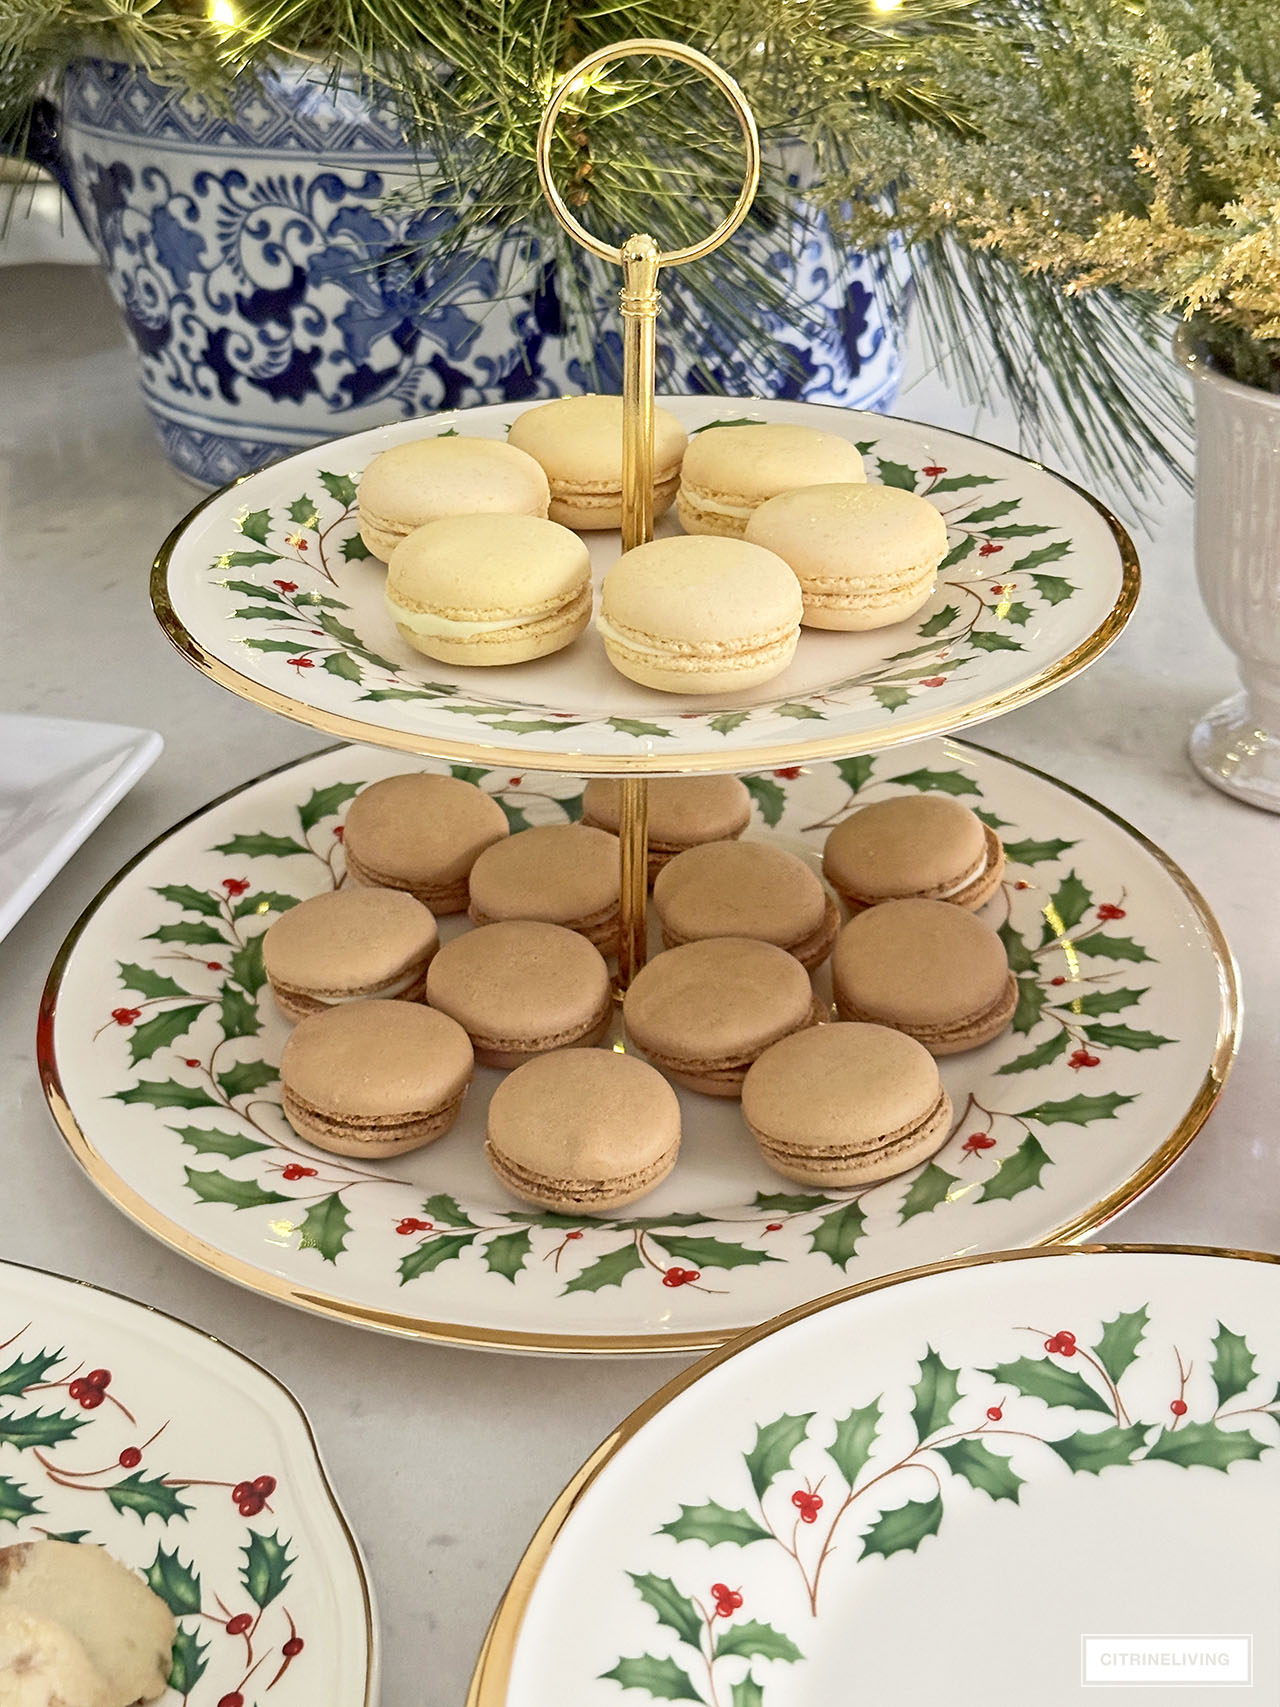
[
  {"left": 38, "top": 738, "right": 1234, "bottom": 1355},
  {"left": 151, "top": 398, "right": 1138, "bottom": 775}
]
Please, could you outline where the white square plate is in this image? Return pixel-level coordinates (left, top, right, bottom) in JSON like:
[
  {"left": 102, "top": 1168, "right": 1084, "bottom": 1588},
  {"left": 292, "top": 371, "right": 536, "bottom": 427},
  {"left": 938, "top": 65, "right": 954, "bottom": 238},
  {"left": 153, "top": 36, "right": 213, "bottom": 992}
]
[{"left": 0, "top": 714, "right": 162, "bottom": 941}]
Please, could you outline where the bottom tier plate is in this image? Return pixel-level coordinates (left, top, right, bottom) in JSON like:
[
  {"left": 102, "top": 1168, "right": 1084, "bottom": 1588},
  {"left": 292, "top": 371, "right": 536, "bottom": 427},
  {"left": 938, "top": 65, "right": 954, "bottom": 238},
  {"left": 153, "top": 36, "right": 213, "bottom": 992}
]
[{"left": 39, "top": 740, "right": 1236, "bottom": 1355}]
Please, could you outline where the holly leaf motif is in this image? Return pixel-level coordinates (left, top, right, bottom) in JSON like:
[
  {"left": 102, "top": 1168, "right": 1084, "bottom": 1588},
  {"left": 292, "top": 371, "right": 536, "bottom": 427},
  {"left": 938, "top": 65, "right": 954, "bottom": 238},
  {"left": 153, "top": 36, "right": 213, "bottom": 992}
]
[
  {"left": 731, "top": 1680, "right": 764, "bottom": 1707},
  {"left": 233, "top": 603, "right": 292, "bottom": 622},
  {"left": 498, "top": 800, "right": 532, "bottom": 833},
  {"left": 629, "top": 1573, "right": 702, "bottom": 1648},
  {"left": 0, "top": 1410, "right": 86, "bottom": 1451},
  {"left": 753, "top": 1192, "right": 824, "bottom": 1213},
  {"left": 828, "top": 1399, "right": 881, "bottom": 1487},
  {"left": 238, "top": 508, "right": 273, "bottom": 545},
  {"left": 1002, "top": 837, "right": 1077, "bottom": 867},
  {"left": 1093, "top": 1308, "right": 1149, "bottom": 1386},
  {"left": 171, "top": 1125, "right": 268, "bottom": 1161},
  {"left": 244, "top": 636, "right": 312, "bottom": 656},
  {"left": 212, "top": 831, "right": 309, "bottom": 859},
  {"left": 1003, "top": 602, "right": 1034, "bottom": 627},
  {"left": 936, "top": 1438, "right": 1024, "bottom": 1502},
  {"left": 1143, "top": 1422, "right": 1267, "bottom": 1470},
  {"left": 834, "top": 756, "right": 876, "bottom": 793},
  {"left": 167, "top": 1626, "right": 208, "bottom": 1696},
  {"left": 299, "top": 780, "right": 362, "bottom": 832},
  {"left": 117, "top": 963, "right": 190, "bottom": 1000},
  {"left": 872, "top": 683, "right": 912, "bottom": 712},
  {"left": 146, "top": 920, "right": 228, "bottom": 947},
  {"left": 297, "top": 1193, "right": 350, "bottom": 1263},
  {"left": 996, "top": 1032, "right": 1069, "bottom": 1076},
  {"left": 323, "top": 651, "right": 363, "bottom": 683},
  {"left": 979, "top": 1134, "right": 1052, "bottom": 1203},
  {"left": 982, "top": 1357, "right": 1113, "bottom": 1415},
  {"left": 421, "top": 1193, "right": 477, "bottom": 1228},
  {"left": 145, "top": 1545, "right": 202, "bottom": 1616},
  {"left": 1084, "top": 1023, "right": 1174, "bottom": 1053},
  {"left": 1031, "top": 573, "right": 1074, "bottom": 605},
  {"left": 561, "top": 1243, "right": 645, "bottom": 1294},
  {"left": 1041, "top": 871, "right": 1092, "bottom": 941},
  {"left": 892, "top": 768, "right": 980, "bottom": 797},
  {"left": 1211, "top": 1324, "right": 1257, "bottom": 1408},
  {"left": 1073, "top": 987, "right": 1148, "bottom": 1017},
  {"left": 318, "top": 470, "right": 357, "bottom": 507},
  {"left": 969, "top": 630, "right": 1023, "bottom": 653},
  {"left": 918, "top": 604, "right": 959, "bottom": 637},
  {"left": 1014, "top": 541, "right": 1072, "bottom": 572},
  {"left": 964, "top": 499, "right": 1022, "bottom": 525},
  {"left": 216, "top": 1059, "right": 278, "bottom": 1100},
  {"left": 940, "top": 535, "right": 975, "bottom": 570},
  {"left": 0, "top": 1348, "right": 63, "bottom": 1397},
  {"left": 710, "top": 711, "right": 749, "bottom": 735},
  {"left": 239, "top": 1529, "right": 294, "bottom": 1607},
  {"left": 929, "top": 472, "right": 999, "bottom": 493},
  {"left": 0, "top": 1476, "right": 39, "bottom": 1525},
  {"left": 114, "top": 1080, "right": 218, "bottom": 1111},
  {"left": 216, "top": 986, "right": 260, "bottom": 1044},
  {"left": 912, "top": 1348, "right": 962, "bottom": 1441},
  {"left": 601, "top": 1655, "right": 701, "bottom": 1701},
  {"left": 154, "top": 883, "right": 221, "bottom": 917},
  {"left": 287, "top": 495, "right": 319, "bottom": 526},
  {"left": 223, "top": 563, "right": 280, "bottom": 582},
  {"left": 184, "top": 1168, "right": 289, "bottom": 1211},
  {"left": 745, "top": 1413, "right": 813, "bottom": 1500},
  {"left": 974, "top": 808, "right": 1010, "bottom": 830},
  {"left": 899, "top": 1162, "right": 958, "bottom": 1222},
  {"left": 230, "top": 889, "right": 300, "bottom": 920},
  {"left": 859, "top": 1492, "right": 943, "bottom": 1561},
  {"left": 1049, "top": 1424, "right": 1149, "bottom": 1474},
  {"left": 809, "top": 1202, "right": 866, "bottom": 1269},
  {"left": 399, "top": 1233, "right": 478, "bottom": 1283},
  {"left": 875, "top": 458, "right": 917, "bottom": 491},
  {"left": 743, "top": 776, "right": 786, "bottom": 828},
  {"left": 658, "top": 1237, "right": 777, "bottom": 1272},
  {"left": 997, "top": 920, "right": 1037, "bottom": 974},
  {"left": 607, "top": 718, "right": 674, "bottom": 740},
  {"left": 1016, "top": 1092, "right": 1136, "bottom": 1126},
  {"left": 1012, "top": 977, "right": 1049, "bottom": 1036},
  {"left": 484, "top": 1229, "right": 533, "bottom": 1282},
  {"left": 778, "top": 702, "right": 824, "bottom": 721},
  {"left": 658, "top": 1501, "right": 771, "bottom": 1547},
  {"left": 1071, "top": 933, "right": 1153, "bottom": 963},
  {"left": 107, "top": 1472, "right": 193, "bottom": 1524},
  {"left": 715, "top": 1622, "right": 802, "bottom": 1664},
  {"left": 229, "top": 934, "right": 267, "bottom": 996},
  {"left": 339, "top": 532, "right": 374, "bottom": 561}
]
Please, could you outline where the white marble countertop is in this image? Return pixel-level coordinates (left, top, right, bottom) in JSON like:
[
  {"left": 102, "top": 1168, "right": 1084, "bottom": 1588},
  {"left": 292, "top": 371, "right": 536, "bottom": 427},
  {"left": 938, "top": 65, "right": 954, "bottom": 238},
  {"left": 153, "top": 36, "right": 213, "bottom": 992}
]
[{"left": 1, "top": 263, "right": 1277, "bottom": 1706}]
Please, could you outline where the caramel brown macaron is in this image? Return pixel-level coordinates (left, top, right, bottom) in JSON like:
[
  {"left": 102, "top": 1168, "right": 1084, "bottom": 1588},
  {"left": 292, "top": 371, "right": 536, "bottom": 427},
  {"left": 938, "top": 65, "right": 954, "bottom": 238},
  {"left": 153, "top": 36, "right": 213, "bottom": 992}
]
[
  {"left": 653, "top": 840, "right": 840, "bottom": 971},
  {"left": 280, "top": 1001, "right": 473, "bottom": 1158},
  {"left": 823, "top": 793, "right": 1005, "bottom": 914},
  {"left": 743, "top": 1022, "right": 953, "bottom": 1188},
  {"left": 580, "top": 775, "right": 752, "bottom": 881},
  {"left": 467, "top": 824, "right": 620, "bottom": 954},
  {"left": 486, "top": 1049, "right": 681, "bottom": 1214},
  {"left": 425, "top": 920, "right": 612, "bottom": 1069},
  {"left": 263, "top": 887, "right": 438, "bottom": 1022},
  {"left": 832, "top": 898, "right": 1017, "bottom": 1054},
  {"left": 342, "top": 772, "right": 509, "bottom": 914},
  {"left": 623, "top": 936, "right": 824, "bottom": 1097}
]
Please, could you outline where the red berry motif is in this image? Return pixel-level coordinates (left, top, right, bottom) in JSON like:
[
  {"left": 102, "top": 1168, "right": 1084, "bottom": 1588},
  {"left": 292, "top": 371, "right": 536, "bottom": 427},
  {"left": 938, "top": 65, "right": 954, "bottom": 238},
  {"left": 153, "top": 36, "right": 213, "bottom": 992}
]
[
  {"left": 273, "top": 579, "right": 298, "bottom": 593},
  {"left": 332, "top": 825, "right": 344, "bottom": 841},
  {"left": 1045, "top": 1330, "right": 1077, "bottom": 1356},
  {"left": 395, "top": 1217, "right": 432, "bottom": 1235},
  {"left": 920, "top": 676, "right": 946, "bottom": 688},
  {"left": 790, "top": 1490, "right": 823, "bottom": 1523},
  {"left": 986, "top": 1406, "right": 1003, "bottom": 1421},
  {"left": 111, "top": 1007, "right": 141, "bottom": 1027},
  {"left": 565, "top": 1230, "right": 583, "bottom": 1241},
  {"left": 764, "top": 1222, "right": 783, "bottom": 1233},
  {"left": 70, "top": 1369, "right": 111, "bottom": 1409},
  {"left": 962, "top": 1132, "right": 996, "bottom": 1155},
  {"left": 281, "top": 1164, "right": 317, "bottom": 1181},
  {"left": 222, "top": 878, "right": 251, "bottom": 897},
  {"left": 1069, "top": 1049, "right": 1101, "bottom": 1070},
  {"left": 1098, "top": 903, "right": 1126, "bottom": 921},
  {"left": 710, "top": 1582, "right": 743, "bottom": 1618},
  {"left": 282, "top": 1636, "right": 305, "bottom": 1657},
  {"left": 662, "top": 1267, "right": 700, "bottom": 1288},
  {"left": 508, "top": 776, "right": 523, "bottom": 787},
  {"left": 1014, "top": 879, "right": 1031, "bottom": 889},
  {"left": 773, "top": 766, "right": 802, "bottom": 780},
  {"left": 226, "top": 1613, "right": 252, "bottom": 1636},
  {"left": 218, "top": 1695, "right": 244, "bottom": 1707},
  {"left": 1171, "top": 1399, "right": 1188, "bottom": 1416},
  {"left": 118, "top": 1447, "right": 142, "bottom": 1469},
  {"left": 253, "top": 1475, "right": 276, "bottom": 1496},
  {"left": 206, "top": 962, "right": 224, "bottom": 971},
  {"left": 286, "top": 655, "right": 315, "bottom": 669},
  {"left": 185, "top": 1059, "right": 201, "bottom": 1069},
  {"left": 923, "top": 465, "right": 947, "bottom": 477},
  {"left": 86, "top": 1371, "right": 110, "bottom": 1388},
  {"left": 1050, "top": 975, "right": 1066, "bottom": 986},
  {"left": 979, "top": 542, "right": 1004, "bottom": 557}
]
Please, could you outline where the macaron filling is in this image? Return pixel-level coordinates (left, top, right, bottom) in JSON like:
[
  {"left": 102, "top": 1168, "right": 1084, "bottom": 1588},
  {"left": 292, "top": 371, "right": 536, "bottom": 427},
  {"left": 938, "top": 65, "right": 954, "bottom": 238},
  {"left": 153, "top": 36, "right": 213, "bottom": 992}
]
[
  {"left": 391, "top": 580, "right": 591, "bottom": 641},
  {"left": 485, "top": 1143, "right": 678, "bottom": 1210},
  {"left": 836, "top": 972, "right": 1018, "bottom": 1049},
  {"left": 637, "top": 994, "right": 827, "bottom": 1090},
  {"left": 748, "top": 1086, "right": 952, "bottom": 1173},
  {"left": 283, "top": 1082, "right": 466, "bottom": 1148}
]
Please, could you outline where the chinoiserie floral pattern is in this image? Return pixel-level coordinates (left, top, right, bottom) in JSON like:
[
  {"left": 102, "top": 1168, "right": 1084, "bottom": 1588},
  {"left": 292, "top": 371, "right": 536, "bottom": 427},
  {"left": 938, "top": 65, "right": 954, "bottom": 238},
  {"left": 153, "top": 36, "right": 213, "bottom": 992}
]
[
  {"left": 203, "top": 430, "right": 1083, "bottom": 743},
  {"left": 79, "top": 744, "right": 1191, "bottom": 1319},
  {"left": 0, "top": 1310, "right": 316, "bottom": 1704},
  {"left": 604, "top": 1313, "right": 1280, "bottom": 1705}
]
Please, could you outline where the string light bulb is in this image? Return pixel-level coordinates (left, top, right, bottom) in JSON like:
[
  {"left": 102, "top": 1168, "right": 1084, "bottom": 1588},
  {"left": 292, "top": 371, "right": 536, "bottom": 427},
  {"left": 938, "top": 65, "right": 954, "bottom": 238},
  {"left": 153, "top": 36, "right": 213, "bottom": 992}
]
[{"left": 208, "top": 0, "right": 237, "bottom": 28}]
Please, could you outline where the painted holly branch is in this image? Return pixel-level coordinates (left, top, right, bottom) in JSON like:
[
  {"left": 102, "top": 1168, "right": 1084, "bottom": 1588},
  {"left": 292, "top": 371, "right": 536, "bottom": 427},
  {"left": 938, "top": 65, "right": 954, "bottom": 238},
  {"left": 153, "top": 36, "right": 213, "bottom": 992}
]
[
  {"left": 606, "top": 1314, "right": 1280, "bottom": 1705},
  {"left": 0, "top": 1327, "right": 300, "bottom": 1702}
]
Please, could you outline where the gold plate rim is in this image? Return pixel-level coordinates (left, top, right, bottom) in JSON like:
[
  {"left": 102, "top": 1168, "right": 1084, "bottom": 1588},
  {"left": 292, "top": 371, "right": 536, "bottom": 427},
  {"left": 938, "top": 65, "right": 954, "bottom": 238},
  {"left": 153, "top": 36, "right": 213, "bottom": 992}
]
[
  {"left": 36, "top": 737, "right": 1238, "bottom": 1357},
  {"left": 149, "top": 401, "right": 1141, "bottom": 777},
  {"left": 464, "top": 1241, "right": 1280, "bottom": 1705},
  {"left": 0, "top": 1254, "right": 378, "bottom": 1702}
]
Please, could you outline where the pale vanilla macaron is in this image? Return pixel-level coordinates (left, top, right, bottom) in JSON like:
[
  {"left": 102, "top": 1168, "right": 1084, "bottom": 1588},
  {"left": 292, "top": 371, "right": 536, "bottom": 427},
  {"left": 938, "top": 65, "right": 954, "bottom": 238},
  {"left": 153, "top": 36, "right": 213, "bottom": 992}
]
[
  {"left": 743, "top": 1022, "right": 953, "bottom": 1187},
  {"left": 468, "top": 823, "right": 620, "bottom": 953},
  {"left": 263, "top": 887, "right": 439, "bottom": 1021},
  {"left": 832, "top": 898, "right": 1017, "bottom": 1054},
  {"left": 823, "top": 794, "right": 1005, "bottom": 914},
  {"left": 678, "top": 422, "right": 865, "bottom": 537},
  {"left": 746, "top": 482, "right": 948, "bottom": 630},
  {"left": 280, "top": 1000, "right": 473, "bottom": 1158},
  {"left": 357, "top": 435, "right": 550, "bottom": 560},
  {"left": 386, "top": 513, "right": 592, "bottom": 666},
  {"left": 426, "top": 920, "right": 612, "bottom": 1069},
  {"left": 597, "top": 535, "right": 803, "bottom": 695},
  {"left": 486, "top": 1049, "right": 681, "bottom": 1214},
  {"left": 654, "top": 840, "right": 840, "bottom": 971},
  {"left": 343, "top": 772, "right": 509, "bottom": 914},
  {"left": 507, "top": 393, "right": 688, "bottom": 530},
  {"left": 580, "top": 774, "right": 752, "bottom": 880},
  {"left": 623, "top": 936, "right": 824, "bottom": 1097}
]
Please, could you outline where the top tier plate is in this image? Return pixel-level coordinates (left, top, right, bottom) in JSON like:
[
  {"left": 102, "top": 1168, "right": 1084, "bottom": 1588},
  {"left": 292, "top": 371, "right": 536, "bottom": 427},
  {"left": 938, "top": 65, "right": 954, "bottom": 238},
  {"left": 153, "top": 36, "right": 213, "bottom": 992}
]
[{"left": 153, "top": 398, "right": 1137, "bottom": 774}]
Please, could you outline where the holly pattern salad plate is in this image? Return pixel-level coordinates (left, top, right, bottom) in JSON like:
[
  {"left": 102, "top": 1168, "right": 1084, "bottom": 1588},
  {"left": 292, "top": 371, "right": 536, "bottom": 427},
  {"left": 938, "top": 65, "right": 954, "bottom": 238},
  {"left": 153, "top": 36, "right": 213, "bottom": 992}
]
[
  {"left": 469, "top": 1246, "right": 1280, "bottom": 1706},
  {"left": 0, "top": 1260, "right": 375, "bottom": 1703},
  {"left": 38, "top": 738, "right": 1234, "bottom": 1354},
  {"left": 152, "top": 397, "right": 1137, "bottom": 773}
]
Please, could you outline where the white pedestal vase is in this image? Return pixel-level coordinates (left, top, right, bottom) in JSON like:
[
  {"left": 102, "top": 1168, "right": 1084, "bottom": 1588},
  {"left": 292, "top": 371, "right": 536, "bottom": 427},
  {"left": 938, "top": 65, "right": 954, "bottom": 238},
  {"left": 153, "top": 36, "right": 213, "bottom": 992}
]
[{"left": 1177, "top": 327, "right": 1280, "bottom": 812}]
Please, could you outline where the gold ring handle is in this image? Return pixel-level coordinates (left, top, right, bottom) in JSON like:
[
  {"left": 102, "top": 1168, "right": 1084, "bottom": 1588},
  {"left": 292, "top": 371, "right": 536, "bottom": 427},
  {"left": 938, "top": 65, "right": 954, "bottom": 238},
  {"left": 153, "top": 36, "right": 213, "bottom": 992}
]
[{"left": 535, "top": 37, "right": 761, "bottom": 269}]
